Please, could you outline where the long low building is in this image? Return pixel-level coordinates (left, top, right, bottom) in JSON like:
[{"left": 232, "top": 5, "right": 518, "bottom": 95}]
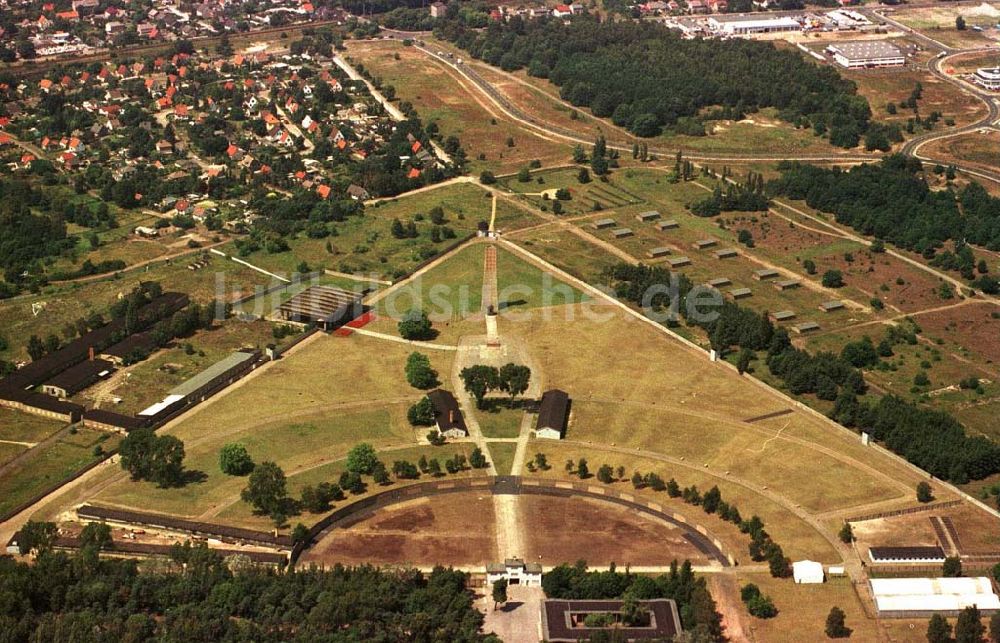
[
  {"left": 709, "top": 14, "right": 801, "bottom": 35},
  {"left": 41, "top": 358, "right": 114, "bottom": 398},
  {"left": 870, "top": 577, "right": 1000, "bottom": 616},
  {"left": 827, "top": 41, "right": 905, "bottom": 69},
  {"left": 138, "top": 350, "right": 261, "bottom": 422},
  {"left": 868, "top": 546, "right": 946, "bottom": 564}
]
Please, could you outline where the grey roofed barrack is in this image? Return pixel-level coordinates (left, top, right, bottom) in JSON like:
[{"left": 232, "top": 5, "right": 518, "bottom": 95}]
[{"left": 167, "top": 350, "right": 258, "bottom": 399}]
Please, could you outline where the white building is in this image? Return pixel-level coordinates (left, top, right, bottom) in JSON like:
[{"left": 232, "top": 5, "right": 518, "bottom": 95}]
[
  {"left": 486, "top": 559, "right": 543, "bottom": 587},
  {"left": 708, "top": 14, "right": 801, "bottom": 35},
  {"left": 972, "top": 67, "right": 1000, "bottom": 91},
  {"left": 827, "top": 41, "right": 905, "bottom": 69},
  {"left": 870, "top": 577, "right": 1000, "bottom": 616},
  {"left": 792, "top": 560, "right": 824, "bottom": 584}
]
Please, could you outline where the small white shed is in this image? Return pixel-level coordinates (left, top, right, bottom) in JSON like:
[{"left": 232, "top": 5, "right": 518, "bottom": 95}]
[{"left": 792, "top": 560, "right": 825, "bottom": 584}]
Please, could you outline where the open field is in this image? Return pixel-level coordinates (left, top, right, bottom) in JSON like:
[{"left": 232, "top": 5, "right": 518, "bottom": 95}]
[
  {"left": 735, "top": 573, "right": 883, "bottom": 643},
  {"left": 848, "top": 66, "right": 988, "bottom": 133},
  {"left": 921, "top": 130, "right": 1000, "bottom": 177},
  {"left": 520, "top": 443, "right": 838, "bottom": 562},
  {"left": 805, "top": 317, "right": 1000, "bottom": 439},
  {"left": 90, "top": 332, "right": 458, "bottom": 525},
  {"left": 891, "top": 4, "right": 1000, "bottom": 49},
  {"left": 475, "top": 402, "right": 524, "bottom": 439},
  {"left": 0, "top": 427, "right": 118, "bottom": 518},
  {"left": 489, "top": 442, "right": 517, "bottom": 476},
  {"left": 240, "top": 183, "right": 539, "bottom": 282},
  {"left": 366, "top": 241, "right": 588, "bottom": 343},
  {"left": 299, "top": 492, "right": 498, "bottom": 568},
  {"left": 0, "top": 409, "right": 67, "bottom": 445},
  {"left": 345, "top": 40, "right": 570, "bottom": 174},
  {"left": 737, "top": 208, "right": 946, "bottom": 314},
  {"left": 519, "top": 494, "right": 716, "bottom": 568},
  {"left": 515, "top": 227, "right": 622, "bottom": 284}
]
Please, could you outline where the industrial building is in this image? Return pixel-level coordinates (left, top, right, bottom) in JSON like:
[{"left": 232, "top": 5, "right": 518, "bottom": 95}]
[
  {"left": 275, "top": 285, "right": 363, "bottom": 331},
  {"left": 709, "top": 14, "right": 801, "bottom": 35},
  {"left": 870, "top": 577, "right": 1000, "bottom": 617},
  {"left": 827, "top": 41, "right": 905, "bottom": 69},
  {"left": 972, "top": 67, "right": 1000, "bottom": 91},
  {"left": 535, "top": 389, "right": 569, "bottom": 439}
]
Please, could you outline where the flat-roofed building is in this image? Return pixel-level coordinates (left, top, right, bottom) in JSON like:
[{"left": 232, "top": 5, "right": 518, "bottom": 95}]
[
  {"left": 869, "top": 546, "right": 946, "bottom": 565},
  {"left": 870, "top": 577, "right": 1000, "bottom": 616},
  {"left": 709, "top": 14, "right": 801, "bottom": 35},
  {"left": 827, "top": 41, "right": 905, "bottom": 69},
  {"left": 83, "top": 408, "right": 150, "bottom": 434},
  {"left": 41, "top": 357, "right": 114, "bottom": 398},
  {"left": 693, "top": 239, "right": 717, "bottom": 250},
  {"left": 656, "top": 219, "right": 679, "bottom": 231},
  {"left": 706, "top": 277, "right": 731, "bottom": 288},
  {"left": 753, "top": 269, "right": 779, "bottom": 281},
  {"left": 0, "top": 389, "right": 83, "bottom": 423},
  {"left": 647, "top": 247, "right": 672, "bottom": 259},
  {"left": 591, "top": 218, "right": 616, "bottom": 230},
  {"left": 819, "top": 300, "right": 845, "bottom": 312},
  {"left": 729, "top": 287, "right": 752, "bottom": 300},
  {"left": 770, "top": 310, "right": 796, "bottom": 322},
  {"left": 612, "top": 228, "right": 634, "bottom": 239},
  {"left": 715, "top": 248, "right": 738, "bottom": 259},
  {"left": 636, "top": 210, "right": 661, "bottom": 222},
  {"left": 793, "top": 321, "right": 820, "bottom": 334},
  {"left": 774, "top": 279, "right": 801, "bottom": 291},
  {"left": 276, "top": 285, "right": 363, "bottom": 331},
  {"left": 667, "top": 256, "right": 691, "bottom": 268},
  {"left": 536, "top": 388, "right": 569, "bottom": 439},
  {"left": 972, "top": 67, "right": 1000, "bottom": 91},
  {"left": 427, "top": 388, "right": 468, "bottom": 438}
]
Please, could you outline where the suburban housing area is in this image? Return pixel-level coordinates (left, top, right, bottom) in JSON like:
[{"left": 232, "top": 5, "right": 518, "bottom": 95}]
[{"left": 3, "top": 0, "right": 1000, "bottom": 640}]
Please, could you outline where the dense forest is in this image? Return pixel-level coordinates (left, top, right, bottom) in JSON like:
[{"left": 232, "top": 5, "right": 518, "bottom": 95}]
[
  {"left": 434, "top": 16, "right": 873, "bottom": 146},
  {"left": 541, "top": 560, "right": 723, "bottom": 641},
  {"left": 0, "top": 177, "right": 75, "bottom": 291},
  {"left": 603, "top": 263, "right": 1000, "bottom": 483},
  {"left": 0, "top": 545, "right": 494, "bottom": 642},
  {"left": 768, "top": 157, "right": 1000, "bottom": 264}
]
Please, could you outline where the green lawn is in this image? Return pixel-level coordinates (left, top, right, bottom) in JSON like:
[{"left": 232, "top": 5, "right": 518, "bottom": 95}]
[
  {"left": 0, "top": 409, "right": 67, "bottom": 444},
  {"left": 488, "top": 442, "right": 518, "bottom": 476},
  {"left": 475, "top": 401, "right": 524, "bottom": 439},
  {"left": 0, "top": 427, "right": 118, "bottom": 517}
]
